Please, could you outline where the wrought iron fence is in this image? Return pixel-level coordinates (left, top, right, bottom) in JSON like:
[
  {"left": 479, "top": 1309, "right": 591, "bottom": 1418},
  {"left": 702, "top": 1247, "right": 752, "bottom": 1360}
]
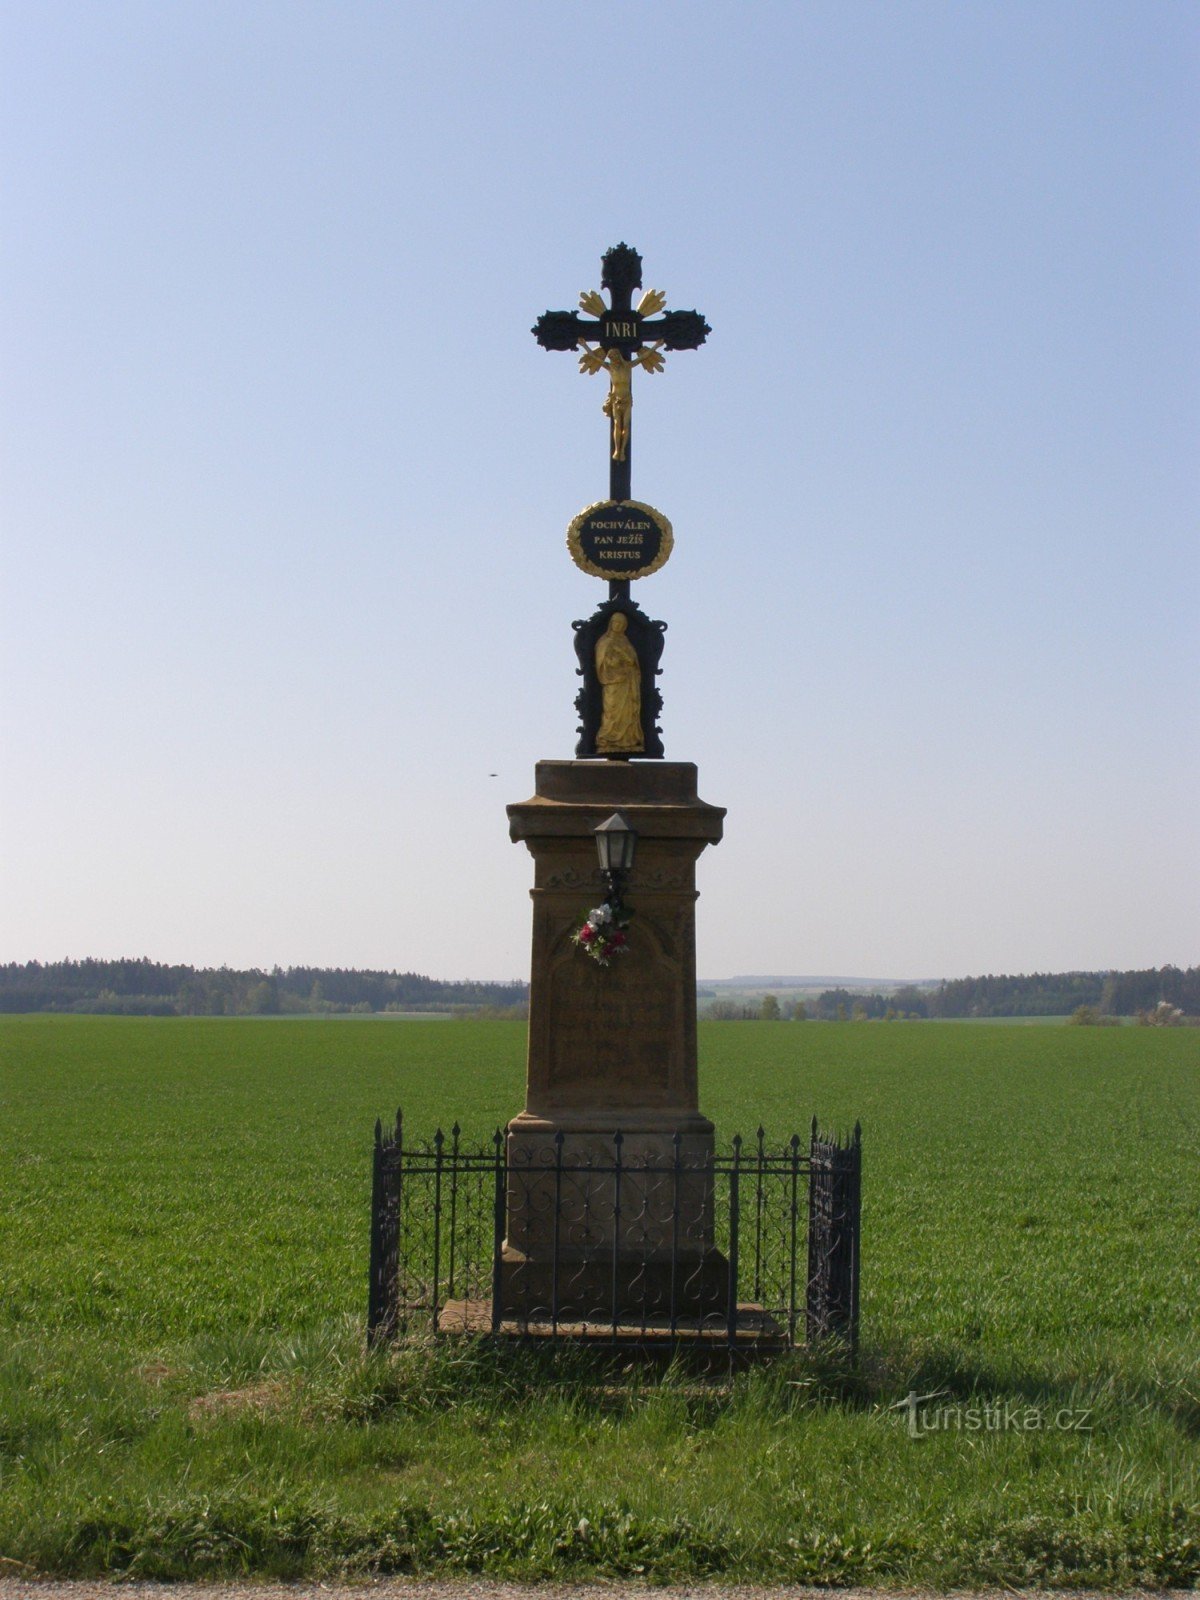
[{"left": 368, "top": 1113, "right": 861, "bottom": 1353}]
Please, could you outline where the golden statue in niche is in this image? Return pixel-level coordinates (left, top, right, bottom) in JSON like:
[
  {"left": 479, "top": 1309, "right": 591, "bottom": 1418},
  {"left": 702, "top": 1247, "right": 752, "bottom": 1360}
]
[{"left": 595, "top": 613, "right": 643, "bottom": 754}]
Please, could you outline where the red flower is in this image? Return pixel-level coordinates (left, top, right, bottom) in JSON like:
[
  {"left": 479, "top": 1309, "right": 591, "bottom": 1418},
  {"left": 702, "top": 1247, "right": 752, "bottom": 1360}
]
[
  {"left": 609, "top": 931, "right": 627, "bottom": 947},
  {"left": 578, "top": 923, "right": 595, "bottom": 943}
]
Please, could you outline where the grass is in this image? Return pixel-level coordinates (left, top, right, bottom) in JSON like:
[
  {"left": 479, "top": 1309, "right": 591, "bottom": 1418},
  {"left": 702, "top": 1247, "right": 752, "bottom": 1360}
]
[{"left": 1, "top": 1014, "right": 1197, "bottom": 1584}]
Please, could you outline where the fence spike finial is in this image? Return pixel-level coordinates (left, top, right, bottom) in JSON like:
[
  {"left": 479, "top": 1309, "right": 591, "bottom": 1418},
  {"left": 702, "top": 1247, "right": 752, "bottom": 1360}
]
[
  {"left": 811, "top": 1113, "right": 819, "bottom": 1140},
  {"left": 374, "top": 1116, "right": 382, "bottom": 1147}
]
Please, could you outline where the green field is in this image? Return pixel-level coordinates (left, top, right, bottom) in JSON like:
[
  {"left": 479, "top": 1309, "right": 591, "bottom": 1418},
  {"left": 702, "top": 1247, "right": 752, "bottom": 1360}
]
[{"left": 2, "top": 1015, "right": 1197, "bottom": 1585}]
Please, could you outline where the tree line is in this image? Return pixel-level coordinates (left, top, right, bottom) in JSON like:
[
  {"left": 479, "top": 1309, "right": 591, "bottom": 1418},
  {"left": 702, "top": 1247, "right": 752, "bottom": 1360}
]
[
  {"left": 4, "top": 958, "right": 1195, "bottom": 1021},
  {"left": 703, "top": 966, "right": 1199, "bottom": 1021},
  {"left": 0, "top": 959, "right": 528, "bottom": 1016},
  {"left": 909, "top": 967, "right": 1199, "bottom": 1019}
]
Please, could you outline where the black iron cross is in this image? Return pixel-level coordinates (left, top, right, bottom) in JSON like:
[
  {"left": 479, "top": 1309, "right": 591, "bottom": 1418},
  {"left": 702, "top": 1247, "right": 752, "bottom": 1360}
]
[{"left": 533, "top": 243, "right": 710, "bottom": 508}]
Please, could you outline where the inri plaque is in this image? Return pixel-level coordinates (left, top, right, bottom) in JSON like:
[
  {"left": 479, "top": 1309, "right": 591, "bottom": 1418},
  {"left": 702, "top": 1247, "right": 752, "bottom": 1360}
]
[{"left": 567, "top": 499, "right": 674, "bottom": 581}]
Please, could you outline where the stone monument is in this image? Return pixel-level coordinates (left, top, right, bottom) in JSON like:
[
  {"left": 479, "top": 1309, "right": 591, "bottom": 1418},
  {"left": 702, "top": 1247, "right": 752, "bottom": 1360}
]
[{"left": 500, "top": 245, "right": 727, "bottom": 1322}]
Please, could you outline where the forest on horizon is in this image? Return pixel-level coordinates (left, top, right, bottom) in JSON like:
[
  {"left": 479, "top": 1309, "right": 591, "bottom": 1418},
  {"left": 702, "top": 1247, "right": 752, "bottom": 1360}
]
[{"left": 1, "top": 958, "right": 1196, "bottom": 1021}]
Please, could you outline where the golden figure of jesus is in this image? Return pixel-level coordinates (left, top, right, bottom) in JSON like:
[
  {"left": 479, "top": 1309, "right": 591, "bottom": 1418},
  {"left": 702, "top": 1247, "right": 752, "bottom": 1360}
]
[{"left": 578, "top": 341, "right": 665, "bottom": 462}]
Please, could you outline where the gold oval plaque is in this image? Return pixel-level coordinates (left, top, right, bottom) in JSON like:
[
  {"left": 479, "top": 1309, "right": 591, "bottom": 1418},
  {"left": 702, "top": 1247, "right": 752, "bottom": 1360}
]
[{"left": 567, "top": 499, "right": 674, "bottom": 581}]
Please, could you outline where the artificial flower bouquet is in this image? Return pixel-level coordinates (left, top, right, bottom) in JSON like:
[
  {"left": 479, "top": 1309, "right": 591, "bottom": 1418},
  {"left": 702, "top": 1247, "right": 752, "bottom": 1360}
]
[{"left": 571, "top": 899, "right": 632, "bottom": 966}]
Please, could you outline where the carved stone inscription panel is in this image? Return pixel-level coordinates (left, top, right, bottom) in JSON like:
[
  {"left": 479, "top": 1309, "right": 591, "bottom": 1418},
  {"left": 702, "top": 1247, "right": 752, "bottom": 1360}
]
[
  {"left": 521, "top": 864, "right": 700, "bottom": 1114},
  {"left": 543, "top": 923, "right": 679, "bottom": 1104}
]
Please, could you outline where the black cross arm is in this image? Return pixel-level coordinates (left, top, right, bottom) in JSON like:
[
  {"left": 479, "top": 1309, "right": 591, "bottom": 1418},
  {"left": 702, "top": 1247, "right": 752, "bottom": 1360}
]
[
  {"left": 653, "top": 309, "right": 711, "bottom": 350},
  {"left": 532, "top": 310, "right": 590, "bottom": 351},
  {"left": 533, "top": 306, "right": 711, "bottom": 354}
]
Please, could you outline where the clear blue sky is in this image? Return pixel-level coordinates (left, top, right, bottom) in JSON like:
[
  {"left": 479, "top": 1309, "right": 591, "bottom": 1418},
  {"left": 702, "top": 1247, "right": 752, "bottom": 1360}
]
[{"left": 2, "top": 0, "right": 1196, "bottom": 982}]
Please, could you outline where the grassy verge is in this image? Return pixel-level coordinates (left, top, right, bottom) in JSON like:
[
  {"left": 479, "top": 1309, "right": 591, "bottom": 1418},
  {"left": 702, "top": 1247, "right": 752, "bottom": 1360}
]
[{"left": 1, "top": 1327, "right": 1196, "bottom": 1585}]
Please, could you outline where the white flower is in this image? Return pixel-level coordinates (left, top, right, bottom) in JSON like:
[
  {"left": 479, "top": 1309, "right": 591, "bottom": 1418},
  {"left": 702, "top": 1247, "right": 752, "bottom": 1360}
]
[{"left": 589, "top": 904, "right": 612, "bottom": 925}]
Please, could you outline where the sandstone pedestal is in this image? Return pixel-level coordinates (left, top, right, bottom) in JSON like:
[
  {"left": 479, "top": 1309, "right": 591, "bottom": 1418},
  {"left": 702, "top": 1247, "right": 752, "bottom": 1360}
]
[{"left": 501, "top": 761, "right": 726, "bottom": 1321}]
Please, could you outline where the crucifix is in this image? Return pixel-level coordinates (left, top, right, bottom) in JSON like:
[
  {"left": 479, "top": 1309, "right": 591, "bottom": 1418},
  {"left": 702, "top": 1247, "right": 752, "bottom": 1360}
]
[
  {"left": 533, "top": 242, "right": 710, "bottom": 604},
  {"left": 535, "top": 244, "right": 709, "bottom": 760}
]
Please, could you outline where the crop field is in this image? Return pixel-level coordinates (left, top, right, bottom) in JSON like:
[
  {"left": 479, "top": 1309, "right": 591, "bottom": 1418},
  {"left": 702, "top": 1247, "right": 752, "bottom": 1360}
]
[{"left": 2, "top": 1014, "right": 1198, "bottom": 1585}]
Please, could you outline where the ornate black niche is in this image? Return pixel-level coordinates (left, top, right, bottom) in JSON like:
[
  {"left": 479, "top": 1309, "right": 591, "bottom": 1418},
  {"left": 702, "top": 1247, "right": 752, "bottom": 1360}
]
[{"left": 573, "top": 598, "right": 666, "bottom": 760}]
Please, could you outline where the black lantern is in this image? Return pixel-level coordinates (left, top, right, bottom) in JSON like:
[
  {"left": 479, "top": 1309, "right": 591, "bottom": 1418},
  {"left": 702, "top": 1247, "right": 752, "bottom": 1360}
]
[{"left": 594, "top": 810, "right": 638, "bottom": 904}]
